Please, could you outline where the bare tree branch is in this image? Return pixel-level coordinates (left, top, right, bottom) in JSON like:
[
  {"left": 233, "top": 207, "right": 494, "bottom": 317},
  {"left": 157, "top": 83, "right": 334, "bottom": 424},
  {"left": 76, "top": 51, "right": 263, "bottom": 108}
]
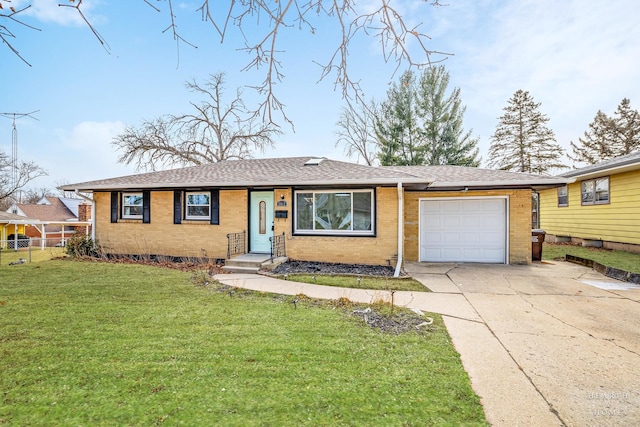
[
  {"left": 0, "top": 151, "right": 48, "bottom": 202},
  {"left": 58, "top": 0, "right": 111, "bottom": 54},
  {"left": 112, "top": 72, "right": 281, "bottom": 171},
  {"left": 335, "top": 99, "right": 380, "bottom": 165},
  {"left": 0, "top": 4, "right": 40, "bottom": 66},
  {"left": 3, "top": 0, "right": 451, "bottom": 128}
]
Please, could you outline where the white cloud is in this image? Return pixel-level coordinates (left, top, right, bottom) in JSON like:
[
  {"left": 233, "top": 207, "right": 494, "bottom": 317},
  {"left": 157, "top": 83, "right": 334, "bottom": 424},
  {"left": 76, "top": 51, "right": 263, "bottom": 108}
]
[
  {"left": 48, "top": 120, "right": 136, "bottom": 184},
  {"left": 15, "top": 0, "right": 102, "bottom": 26}
]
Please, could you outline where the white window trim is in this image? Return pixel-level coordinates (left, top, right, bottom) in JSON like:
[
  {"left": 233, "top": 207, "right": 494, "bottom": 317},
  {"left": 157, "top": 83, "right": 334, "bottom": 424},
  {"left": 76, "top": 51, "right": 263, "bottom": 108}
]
[
  {"left": 185, "top": 191, "right": 211, "bottom": 220},
  {"left": 557, "top": 185, "right": 568, "bottom": 207},
  {"left": 294, "top": 189, "right": 375, "bottom": 236},
  {"left": 581, "top": 177, "right": 609, "bottom": 205},
  {"left": 122, "top": 192, "right": 143, "bottom": 219}
]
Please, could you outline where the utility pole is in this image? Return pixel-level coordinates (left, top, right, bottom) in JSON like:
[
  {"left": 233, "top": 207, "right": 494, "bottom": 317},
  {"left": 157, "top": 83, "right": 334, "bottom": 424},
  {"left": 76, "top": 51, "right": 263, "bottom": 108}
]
[{"left": 1, "top": 111, "right": 39, "bottom": 202}]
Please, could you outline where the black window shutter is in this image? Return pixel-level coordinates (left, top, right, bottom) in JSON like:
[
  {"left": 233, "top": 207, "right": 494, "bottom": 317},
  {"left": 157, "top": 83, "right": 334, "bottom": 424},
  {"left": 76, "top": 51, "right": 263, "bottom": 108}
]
[
  {"left": 210, "top": 190, "right": 219, "bottom": 225},
  {"left": 110, "top": 192, "right": 119, "bottom": 223},
  {"left": 173, "top": 191, "right": 182, "bottom": 224},
  {"left": 142, "top": 190, "right": 151, "bottom": 224}
]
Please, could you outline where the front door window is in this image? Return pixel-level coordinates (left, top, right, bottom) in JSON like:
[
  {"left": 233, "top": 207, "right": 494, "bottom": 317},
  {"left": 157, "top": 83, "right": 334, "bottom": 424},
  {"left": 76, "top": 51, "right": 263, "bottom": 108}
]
[{"left": 259, "top": 201, "right": 266, "bottom": 234}]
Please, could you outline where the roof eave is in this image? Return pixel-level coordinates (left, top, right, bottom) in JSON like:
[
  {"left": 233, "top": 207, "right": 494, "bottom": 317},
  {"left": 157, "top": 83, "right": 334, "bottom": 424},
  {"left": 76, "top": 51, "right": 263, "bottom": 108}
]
[
  {"left": 426, "top": 177, "right": 575, "bottom": 190},
  {"left": 62, "top": 177, "right": 428, "bottom": 192},
  {"left": 561, "top": 162, "right": 640, "bottom": 180}
]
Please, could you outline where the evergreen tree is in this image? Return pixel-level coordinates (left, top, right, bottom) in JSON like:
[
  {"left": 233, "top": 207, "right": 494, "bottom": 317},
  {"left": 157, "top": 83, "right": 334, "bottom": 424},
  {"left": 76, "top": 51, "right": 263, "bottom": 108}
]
[
  {"left": 569, "top": 98, "right": 640, "bottom": 164},
  {"left": 375, "top": 67, "right": 480, "bottom": 166},
  {"left": 417, "top": 66, "right": 481, "bottom": 166},
  {"left": 488, "top": 90, "right": 565, "bottom": 174},
  {"left": 375, "top": 71, "right": 424, "bottom": 165}
]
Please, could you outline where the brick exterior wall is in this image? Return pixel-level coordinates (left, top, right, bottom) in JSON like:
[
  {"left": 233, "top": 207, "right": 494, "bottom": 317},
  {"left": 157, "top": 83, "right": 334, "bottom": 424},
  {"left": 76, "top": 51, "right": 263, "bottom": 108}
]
[
  {"left": 94, "top": 190, "right": 248, "bottom": 260},
  {"left": 76, "top": 203, "right": 92, "bottom": 235},
  {"left": 94, "top": 187, "right": 532, "bottom": 265},
  {"left": 403, "top": 189, "right": 532, "bottom": 264}
]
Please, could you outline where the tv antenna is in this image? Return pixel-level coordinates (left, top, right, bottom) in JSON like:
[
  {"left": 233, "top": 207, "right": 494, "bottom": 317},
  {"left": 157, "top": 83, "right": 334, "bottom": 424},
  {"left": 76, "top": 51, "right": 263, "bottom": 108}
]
[{"left": 1, "top": 110, "right": 39, "bottom": 193}]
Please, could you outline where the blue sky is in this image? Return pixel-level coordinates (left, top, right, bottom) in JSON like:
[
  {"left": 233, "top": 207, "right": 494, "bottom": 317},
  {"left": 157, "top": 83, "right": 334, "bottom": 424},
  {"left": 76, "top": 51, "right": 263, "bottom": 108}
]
[{"left": 2, "top": 0, "right": 640, "bottom": 191}]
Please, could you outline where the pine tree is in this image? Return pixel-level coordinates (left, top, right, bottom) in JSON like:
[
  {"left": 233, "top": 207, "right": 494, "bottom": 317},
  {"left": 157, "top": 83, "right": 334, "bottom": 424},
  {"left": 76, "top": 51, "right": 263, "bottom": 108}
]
[
  {"left": 375, "top": 71, "right": 424, "bottom": 166},
  {"left": 374, "top": 66, "right": 480, "bottom": 166},
  {"left": 488, "top": 90, "right": 565, "bottom": 174},
  {"left": 570, "top": 98, "right": 640, "bottom": 164},
  {"left": 417, "top": 66, "right": 481, "bottom": 166}
]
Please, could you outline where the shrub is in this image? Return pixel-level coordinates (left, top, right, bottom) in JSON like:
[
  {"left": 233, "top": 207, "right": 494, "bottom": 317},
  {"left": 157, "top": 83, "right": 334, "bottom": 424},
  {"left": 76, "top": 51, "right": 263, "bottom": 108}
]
[{"left": 65, "top": 234, "right": 97, "bottom": 257}]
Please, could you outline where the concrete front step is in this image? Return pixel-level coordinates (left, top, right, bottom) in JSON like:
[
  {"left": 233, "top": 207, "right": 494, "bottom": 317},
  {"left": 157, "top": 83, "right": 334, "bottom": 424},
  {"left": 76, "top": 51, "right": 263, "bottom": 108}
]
[
  {"left": 224, "top": 259, "right": 264, "bottom": 269},
  {"left": 222, "top": 265, "right": 261, "bottom": 274},
  {"left": 221, "top": 254, "right": 288, "bottom": 274}
]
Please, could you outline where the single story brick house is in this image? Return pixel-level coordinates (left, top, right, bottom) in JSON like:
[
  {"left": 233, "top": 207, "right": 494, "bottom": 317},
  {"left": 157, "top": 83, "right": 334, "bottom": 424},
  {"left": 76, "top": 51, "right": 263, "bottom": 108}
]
[
  {"left": 60, "top": 157, "right": 571, "bottom": 273},
  {"left": 539, "top": 151, "right": 640, "bottom": 253}
]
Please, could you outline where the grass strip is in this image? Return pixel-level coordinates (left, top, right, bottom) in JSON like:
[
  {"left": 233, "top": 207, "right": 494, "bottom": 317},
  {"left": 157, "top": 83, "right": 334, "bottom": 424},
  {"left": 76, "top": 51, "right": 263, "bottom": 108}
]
[
  {"left": 275, "top": 273, "right": 429, "bottom": 292},
  {"left": 543, "top": 243, "right": 640, "bottom": 274}
]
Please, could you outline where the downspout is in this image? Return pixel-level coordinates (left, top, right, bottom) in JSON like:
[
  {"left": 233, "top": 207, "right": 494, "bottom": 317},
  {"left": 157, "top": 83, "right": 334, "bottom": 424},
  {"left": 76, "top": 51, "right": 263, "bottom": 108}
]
[
  {"left": 394, "top": 181, "right": 403, "bottom": 277},
  {"left": 75, "top": 190, "right": 96, "bottom": 241}
]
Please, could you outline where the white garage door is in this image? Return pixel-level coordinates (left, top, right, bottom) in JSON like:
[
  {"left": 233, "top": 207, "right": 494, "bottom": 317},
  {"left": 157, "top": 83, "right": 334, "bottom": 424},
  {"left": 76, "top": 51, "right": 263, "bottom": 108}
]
[{"left": 420, "top": 198, "right": 507, "bottom": 263}]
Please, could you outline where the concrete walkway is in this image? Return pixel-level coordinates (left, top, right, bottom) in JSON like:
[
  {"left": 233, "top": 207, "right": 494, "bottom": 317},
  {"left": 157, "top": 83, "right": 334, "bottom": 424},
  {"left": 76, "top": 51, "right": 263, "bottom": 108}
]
[{"left": 214, "top": 260, "right": 640, "bottom": 427}]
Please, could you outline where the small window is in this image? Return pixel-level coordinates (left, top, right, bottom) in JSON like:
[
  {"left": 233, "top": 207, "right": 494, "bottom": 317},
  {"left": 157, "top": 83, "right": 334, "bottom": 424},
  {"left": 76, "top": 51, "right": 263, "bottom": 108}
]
[
  {"left": 581, "top": 177, "right": 609, "bottom": 205},
  {"left": 557, "top": 186, "right": 568, "bottom": 207},
  {"left": 294, "top": 189, "right": 374, "bottom": 235},
  {"left": 185, "top": 192, "right": 211, "bottom": 220},
  {"left": 122, "top": 193, "right": 143, "bottom": 219}
]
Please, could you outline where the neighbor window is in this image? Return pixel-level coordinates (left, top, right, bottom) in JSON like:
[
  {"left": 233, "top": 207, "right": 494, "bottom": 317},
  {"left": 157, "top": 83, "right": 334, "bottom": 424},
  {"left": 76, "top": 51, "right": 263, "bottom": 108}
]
[
  {"left": 581, "top": 177, "right": 609, "bottom": 205},
  {"left": 185, "top": 192, "right": 211, "bottom": 220},
  {"left": 295, "top": 190, "right": 374, "bottom": 235},
  {"left": 557, "top": 185, "right": 568, "bottom": 207},
  {"left": 122, "top": 193, "right": 143, "bottom": 219}
]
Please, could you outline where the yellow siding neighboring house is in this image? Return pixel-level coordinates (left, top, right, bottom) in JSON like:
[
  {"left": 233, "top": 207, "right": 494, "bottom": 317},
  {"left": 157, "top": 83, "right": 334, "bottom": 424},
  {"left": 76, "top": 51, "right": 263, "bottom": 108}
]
[
  {"left": 0, "top": 211, "right": 28, "bottom": 245},
  {"left": 539, "top": 152, "right": 640, "bottom": 252}
]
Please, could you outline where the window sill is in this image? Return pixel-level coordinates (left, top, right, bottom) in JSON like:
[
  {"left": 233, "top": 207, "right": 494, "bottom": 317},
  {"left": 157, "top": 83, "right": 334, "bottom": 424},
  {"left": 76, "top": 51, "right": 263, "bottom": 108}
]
[
  {"left": 293, "top": 232, "right": 376, "bottom": 238},
  {"left": 181, "top": 220, "right": 212, "bottom": 225}
]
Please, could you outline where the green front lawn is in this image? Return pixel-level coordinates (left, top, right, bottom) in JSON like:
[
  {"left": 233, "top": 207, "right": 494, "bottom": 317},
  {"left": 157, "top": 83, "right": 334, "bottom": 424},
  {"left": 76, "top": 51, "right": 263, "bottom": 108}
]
[
  {"left": 0, "top": 260, "right": 487, "bottom": 426},
  {"left": 543, "top": 242, "right": 640, "bottom": 274}
]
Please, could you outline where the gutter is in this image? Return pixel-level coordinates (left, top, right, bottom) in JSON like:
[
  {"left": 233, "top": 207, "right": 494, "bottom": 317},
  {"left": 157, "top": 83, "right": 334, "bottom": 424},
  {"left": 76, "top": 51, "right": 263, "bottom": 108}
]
[
  {"left": 426, "top": 177, "right": 575, "bottom": 188},
  {"left": 75, "top": 190, "right": 96, "bottom": 241},
  {"left": 60, "top": 177, "right": 427, "bottom": 193},
  {"left": 394, "top": 181, "right": 403, "bottom": 278}
]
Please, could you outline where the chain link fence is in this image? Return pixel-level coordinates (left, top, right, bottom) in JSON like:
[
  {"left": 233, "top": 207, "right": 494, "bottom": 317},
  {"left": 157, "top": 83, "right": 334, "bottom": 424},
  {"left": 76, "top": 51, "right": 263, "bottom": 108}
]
[{"left": 0, "top": 238, "right": 68, "bottom": 266}]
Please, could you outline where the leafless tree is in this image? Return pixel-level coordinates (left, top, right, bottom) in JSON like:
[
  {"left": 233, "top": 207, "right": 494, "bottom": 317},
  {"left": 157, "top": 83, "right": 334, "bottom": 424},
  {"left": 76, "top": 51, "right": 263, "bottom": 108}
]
[
  {"left": 17, "top": 187, "right": 55, "bottom": 204},
  {"left": 112, "top": 72, "right": 281, "bottom": 171},
  {"left": 0, "top": 151, "right": 48, "bottom": 203},
  {"left": 2, "top": 0, "right": 451, "bottom": 126},
  {"left": 335, "top": 100, "right": 380, "bottom": 165}
]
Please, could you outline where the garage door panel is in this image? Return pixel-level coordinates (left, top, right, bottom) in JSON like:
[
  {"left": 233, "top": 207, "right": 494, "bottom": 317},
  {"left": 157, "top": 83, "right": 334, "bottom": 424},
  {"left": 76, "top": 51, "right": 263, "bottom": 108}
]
[
  {"left": 420, "top": 198, "right": 507, "bottom": 263},
  {"left": 442, "top": 201, "right": 462, "bottom": 213},
  {"left": 442, "top": 232, "right": 462, "bottom": 244},
  {"left": 442, "top": 217, "right": 461, "bottom": 228}
]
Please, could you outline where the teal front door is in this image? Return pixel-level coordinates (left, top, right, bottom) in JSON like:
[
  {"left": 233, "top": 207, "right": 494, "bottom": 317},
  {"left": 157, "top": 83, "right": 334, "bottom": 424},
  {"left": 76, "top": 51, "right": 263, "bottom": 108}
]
[{"left": 250, "top": 191, "right": 274, "bottom": 253}]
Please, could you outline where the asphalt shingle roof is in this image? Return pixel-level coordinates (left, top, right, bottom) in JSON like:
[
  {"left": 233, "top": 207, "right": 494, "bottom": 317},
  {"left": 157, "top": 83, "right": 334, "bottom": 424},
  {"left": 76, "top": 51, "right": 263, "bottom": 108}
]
[
  {"left": 561, "top": 151, "right": 640, "bottom": 178},
  {"left": 16, "top": 197, "right": 76, "bottom": 222},
  {"left": 383, "top": 165, "right": 567, "bottom": 185},
  {"left": 60, "top": 156, "right": 571, "bottom": 192},
  {"left": 0, "top": 211, "right": 29, "bottom": 222}
]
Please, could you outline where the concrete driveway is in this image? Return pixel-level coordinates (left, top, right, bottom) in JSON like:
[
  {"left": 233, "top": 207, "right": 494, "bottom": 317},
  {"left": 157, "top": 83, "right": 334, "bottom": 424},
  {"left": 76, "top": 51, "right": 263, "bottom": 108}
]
[{"left": 405, "top": 260, "right": 640, "bottom": 427}]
